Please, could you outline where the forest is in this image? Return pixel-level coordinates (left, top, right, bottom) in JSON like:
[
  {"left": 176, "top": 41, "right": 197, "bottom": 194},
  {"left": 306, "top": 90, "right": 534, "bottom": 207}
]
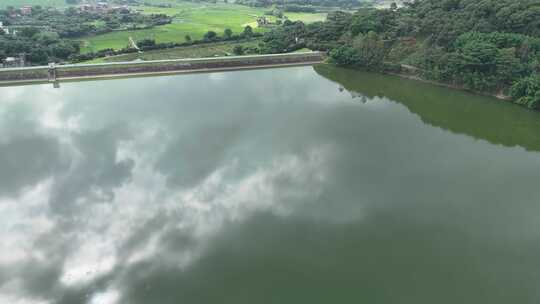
[
  {"left": 261, "top": 0, "right": 540, "bottom": 109},
  {"left": 235, "top": 0, "right": 368, "bottom": 9}
]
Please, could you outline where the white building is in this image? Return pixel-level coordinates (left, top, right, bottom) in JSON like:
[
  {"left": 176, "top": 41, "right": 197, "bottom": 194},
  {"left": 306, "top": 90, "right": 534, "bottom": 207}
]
[
  {"left": 20, "top": 6, "right": 33, "bottom": 16},
  {"left": 0, "top": 22, "right": 9, "bottom": 35},
  {"left": 1, "top": 55, "right": 25, "bottom": 68}
]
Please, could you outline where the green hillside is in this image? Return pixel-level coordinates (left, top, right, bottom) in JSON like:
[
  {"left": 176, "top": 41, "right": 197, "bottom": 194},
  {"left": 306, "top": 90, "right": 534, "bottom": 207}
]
[{"left": 262, "top": 0, "right": 540, "bottom": 109}]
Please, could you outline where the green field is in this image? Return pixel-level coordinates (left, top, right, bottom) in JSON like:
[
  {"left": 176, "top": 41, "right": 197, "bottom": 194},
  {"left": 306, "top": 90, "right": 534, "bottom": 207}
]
[
  {"left": 0, "top": 0, "right": 67, "bottom": 8},
  {"left": 85, "top": 39, "right": 262, "bottom": 63},
  {"left": 77, "top": 3, "right": 326, "bottom": 53}
]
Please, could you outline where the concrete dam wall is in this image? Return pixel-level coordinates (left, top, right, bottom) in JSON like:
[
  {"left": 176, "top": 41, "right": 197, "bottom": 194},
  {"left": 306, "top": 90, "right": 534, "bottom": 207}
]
[{"left": 0, "top": 52, "right": 326, "bottom": 85}]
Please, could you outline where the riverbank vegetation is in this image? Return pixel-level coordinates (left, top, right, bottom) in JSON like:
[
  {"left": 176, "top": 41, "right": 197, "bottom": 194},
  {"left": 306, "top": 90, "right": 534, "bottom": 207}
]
[
  {"left": 262, "top": 0, "right": 540, "bottom": 109},
  {"left": 315, "top": 64, "right": 540, "bottom": 151}
]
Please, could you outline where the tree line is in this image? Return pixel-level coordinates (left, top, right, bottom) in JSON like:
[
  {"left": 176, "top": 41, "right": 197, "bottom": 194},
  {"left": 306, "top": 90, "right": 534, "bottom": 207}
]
[
  {"left": 236, "top": 0, "right": 367, "bottom": 9},
  {"left": 261, "top": 0, "right": 540, "bottom": 109}
]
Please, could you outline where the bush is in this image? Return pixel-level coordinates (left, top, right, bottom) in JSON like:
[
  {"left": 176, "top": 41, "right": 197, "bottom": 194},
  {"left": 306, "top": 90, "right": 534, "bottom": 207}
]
[
  {"left": 329, "top": 46, "right": 361, "bottom": 66},
  {"left": 382, "top": 62, "right": 402, "bottom": 73},
  {"left": 137, "top": 39, "right": 156, "bottom": 48},
  {"left": 510, "top": 75, "right": 540, "bottom": 109},
  {"left": 233, "top": 45, "right": 244, "bottom": 55},
  {"left": 204, "top": 31, "right": 218, "bottom": 41}
]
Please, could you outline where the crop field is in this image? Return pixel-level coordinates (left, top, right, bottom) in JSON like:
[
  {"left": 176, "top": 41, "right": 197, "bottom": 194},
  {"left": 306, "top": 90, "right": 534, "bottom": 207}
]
[
  {"left": 77, "top": 2, "right": 326, "bottom": 53},
  {"left": 85, "top": 39, "right": 262, "bottom": 63},
  {"left": 0, "top": 0, "right": 67, "bottom": 8}
]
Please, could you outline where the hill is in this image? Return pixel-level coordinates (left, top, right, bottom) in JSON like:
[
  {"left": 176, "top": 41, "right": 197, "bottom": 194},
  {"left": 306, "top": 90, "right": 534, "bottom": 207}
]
[{"left": 262, "top": 0, "right": 540, "bottom": 109}]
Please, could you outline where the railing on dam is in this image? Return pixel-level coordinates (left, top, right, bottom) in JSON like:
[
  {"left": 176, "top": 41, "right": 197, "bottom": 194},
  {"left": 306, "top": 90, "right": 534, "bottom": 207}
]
[{"left": 0, "top": 52, "right": 326, "bottom": 85}]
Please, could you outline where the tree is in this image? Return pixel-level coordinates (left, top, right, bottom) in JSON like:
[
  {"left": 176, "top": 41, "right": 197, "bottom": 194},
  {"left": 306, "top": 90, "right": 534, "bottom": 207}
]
[
  {"left": 185, "top": 34, "right": 192, "bottom": 42},
  {"left": 243, "top": 25, "right": 253, "bottom": 37},
  {"left": 36, "top": 31, "right": 60, "bottom": 45},
  {"left": 224, "top": 28, "right": 233, "bottom": 39},
  {"left": 137, "top": 39, "right": 156, "bottom": 47},
  {"left": 329, "top": 45, "right": 361, "bottom": 66},
  {"left": 203, "top": 31, "right": 217, "bottom": 40},
  {"left": 28, "top": 49, "right": 48, "bottom": 64},
  {"left": 233, "top": 45, "right": 244, "bottom": 55},
  {"left": 20, "top": 27, "right": 39, "bottom": 38},
  {"left": 351, "top": 31, "right": 386, "bottom": 69},
  {"left": 510, "top": 75, "right": 540, "bottom": 109},
  {"left": 350, "top": 9, "right": 396, "bottom": 37},
  {"left": 283, "top": 19, "right": 294, "bottom": 26},
  {"left": 458, "top": 41, "right": 499, "bottom": 70},
  {"left": 51, "top": 42, "right": 77, "bottom": 59},
  {"left": 496, "top": 47, "right": 523, "bottom": 85},
  {"left": 65, "top": 7, "right": 78, "bottom": 16}
]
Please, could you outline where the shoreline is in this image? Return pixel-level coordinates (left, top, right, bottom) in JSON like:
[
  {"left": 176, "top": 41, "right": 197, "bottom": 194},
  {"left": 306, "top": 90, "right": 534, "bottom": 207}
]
[
  {"left": 0, "top": 57, "right": 515, "bottom": 105},
  {"left": 387, "top": 71, "right": 512, "bottom": 101}
]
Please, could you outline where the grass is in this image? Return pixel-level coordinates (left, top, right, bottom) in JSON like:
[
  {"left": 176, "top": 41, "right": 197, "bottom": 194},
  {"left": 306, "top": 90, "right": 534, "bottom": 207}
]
[
  {"left": 0, "top": 0, "right": 67, "bottom": 8},
  {"left": 76, "top": 2, "right": 326, "bottom": 53},
  {"left": 84, "top": 39, "right": 262, "bottom": 63},
  {"left": 285, "top": 12, "right": 328, "bottom": 23}
]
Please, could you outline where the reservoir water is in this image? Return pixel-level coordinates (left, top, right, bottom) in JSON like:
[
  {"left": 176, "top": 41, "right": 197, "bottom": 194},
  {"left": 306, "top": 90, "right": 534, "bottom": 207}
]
[{"left": 1, "top": 65, "right": 539, "bottom": 303}]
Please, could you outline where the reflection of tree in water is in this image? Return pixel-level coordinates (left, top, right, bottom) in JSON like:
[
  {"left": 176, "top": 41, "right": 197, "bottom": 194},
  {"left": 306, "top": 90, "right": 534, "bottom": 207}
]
[
  {"left": 318, "top": 65, "right": 540, "bottom": 152},
  {"left": 337, "top": 85, "right": 369, "bottom": 103},
  {"left": 350, "top": 91, "right": 368, "bottom": 103}
]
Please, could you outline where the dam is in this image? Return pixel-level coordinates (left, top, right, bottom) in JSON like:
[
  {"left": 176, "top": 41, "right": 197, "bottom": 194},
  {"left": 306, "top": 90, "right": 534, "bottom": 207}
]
[{"left": 0, "top": 52, "right": 325, "bottom": 86}]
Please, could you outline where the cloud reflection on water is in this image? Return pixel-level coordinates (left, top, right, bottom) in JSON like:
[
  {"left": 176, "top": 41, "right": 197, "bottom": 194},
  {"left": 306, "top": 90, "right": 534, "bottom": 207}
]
[{"left": 0, "top": 67, "right": 339, "bottom": 304}]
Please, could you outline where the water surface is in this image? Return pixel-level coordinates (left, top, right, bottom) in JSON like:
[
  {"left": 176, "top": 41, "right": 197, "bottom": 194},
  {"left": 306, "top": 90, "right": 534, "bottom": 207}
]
[{"left": 1, "top": 66, "right": 539, "bottom": 304}]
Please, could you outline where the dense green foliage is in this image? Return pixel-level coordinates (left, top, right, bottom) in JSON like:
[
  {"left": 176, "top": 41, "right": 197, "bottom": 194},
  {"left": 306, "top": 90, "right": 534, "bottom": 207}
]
[
  {"left": 236, "top": 0, "right": 367, "bottom": 9},
  {"left": 262, "top": 0, "right": 540, "bottom": 109},
  {"left": 1, "top": 6, "right": 170, "bottom": 38},
  {"left": 0, "top": 11, "right": 79, "bottom": 64},
  {"left": 511, "top": 75, "right": 540, "bottom": 109},
  {"left": 0, "top": 5, "right": 171, "bottom": 64}
]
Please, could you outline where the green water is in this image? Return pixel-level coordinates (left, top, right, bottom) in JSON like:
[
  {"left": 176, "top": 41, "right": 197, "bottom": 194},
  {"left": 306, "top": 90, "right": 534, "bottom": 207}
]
[{"left": 0, "top": 66, "right": 539, "bottom": 304}]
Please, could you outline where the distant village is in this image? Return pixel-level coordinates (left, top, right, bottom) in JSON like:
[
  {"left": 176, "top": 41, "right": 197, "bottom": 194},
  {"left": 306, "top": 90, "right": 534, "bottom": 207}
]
[
  {"left": 256, "top": 14, "right": 289, "bottom": 28},
  {"left": 77, "top": 2, "right": 132, "bottom": 14},
  {"left": 0, "top": 1, "right": 139, "bottom": 68},
  {"left": 1, "top": 5, "right": 33, "bottom": 19},
  {"left": 1, "top": 1, "right": 132, "bottom": 18},
  {"left": 0, "top": 21, "right": 24, "bottom": 67}
]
